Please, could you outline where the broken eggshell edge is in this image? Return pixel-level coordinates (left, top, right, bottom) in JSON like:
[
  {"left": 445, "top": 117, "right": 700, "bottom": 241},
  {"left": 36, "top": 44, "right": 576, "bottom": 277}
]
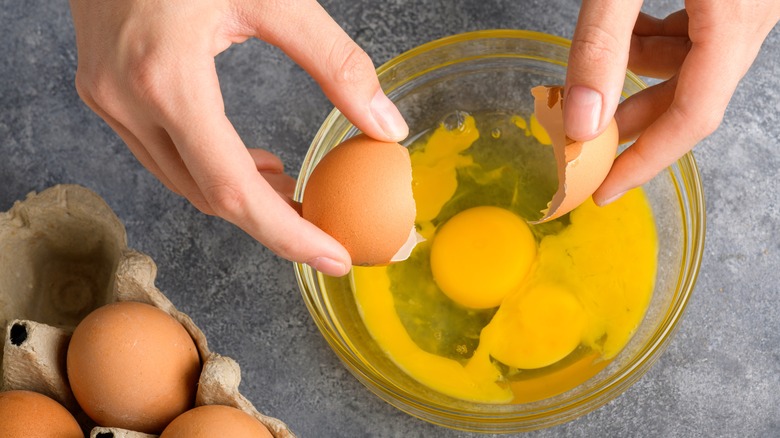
[
  {"left": 301, "top": 134, "right": 422, "bottom": 268},
  {"left": 529, "top": 85, "right": 620, "bottom": 224}
]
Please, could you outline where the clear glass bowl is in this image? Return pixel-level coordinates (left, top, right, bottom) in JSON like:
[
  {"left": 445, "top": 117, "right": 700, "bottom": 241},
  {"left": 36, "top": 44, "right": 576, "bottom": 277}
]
[{"left": 294, "top": 30, "right": 705, "bottom": 433}]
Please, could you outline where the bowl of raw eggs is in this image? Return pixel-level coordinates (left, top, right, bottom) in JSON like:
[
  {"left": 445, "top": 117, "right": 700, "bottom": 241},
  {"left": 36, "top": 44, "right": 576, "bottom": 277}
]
[{"left": 294, "top": 30, "right": 705, "bottom": 433}]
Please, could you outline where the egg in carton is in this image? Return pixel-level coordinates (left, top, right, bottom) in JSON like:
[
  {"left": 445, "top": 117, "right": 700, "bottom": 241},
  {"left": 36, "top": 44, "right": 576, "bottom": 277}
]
[{"left": 0, "top": 184, "right": 295, "bottom": 437}]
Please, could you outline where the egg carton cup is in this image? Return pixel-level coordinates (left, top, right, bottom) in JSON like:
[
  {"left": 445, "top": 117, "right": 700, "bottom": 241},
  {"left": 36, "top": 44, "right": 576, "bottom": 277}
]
[{"left": 0, "top": 184, "right": 295, "bottom": 438}]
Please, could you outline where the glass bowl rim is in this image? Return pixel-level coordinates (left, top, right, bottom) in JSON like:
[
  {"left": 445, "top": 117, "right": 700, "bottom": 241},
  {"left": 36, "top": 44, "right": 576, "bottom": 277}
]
[{"left": 293, "top": 29, "right": 706, "bottom": 433}]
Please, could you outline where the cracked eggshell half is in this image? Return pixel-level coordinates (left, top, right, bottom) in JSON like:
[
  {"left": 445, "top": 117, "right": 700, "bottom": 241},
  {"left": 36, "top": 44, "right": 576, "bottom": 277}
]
[
  {"left": 302, "top": 134, "right": 421, "bottom": 267},
  {"left": 530, "top": 85, "right": 619, "bottom": 223}
]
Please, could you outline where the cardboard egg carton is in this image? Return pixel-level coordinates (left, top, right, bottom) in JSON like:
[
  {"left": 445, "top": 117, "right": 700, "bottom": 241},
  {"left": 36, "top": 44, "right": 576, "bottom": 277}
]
[{"left": 0, "top": 185, "right": 295, "bottom": 438}]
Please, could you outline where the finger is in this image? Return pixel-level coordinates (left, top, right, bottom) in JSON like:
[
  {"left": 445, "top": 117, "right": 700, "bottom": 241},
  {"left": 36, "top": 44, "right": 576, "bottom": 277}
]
[
  {"left": 633, "top": 10, "right": 689, "bottom": 37},
  {"left": 79, "top": 90, "right": 186, "bottom": 198},
  {"left": 628, "top": 35, "right": 690, "bottom": 78},
  {"left": 247, "top": 148, "right": 285, "bottom": 173},
  {"left": 154, "top": 57, "right": 352, "bottom": 276},
  {"left": 237, "top": 0, "right": 408, "bottom": 142},
  {"left": 614, "top": 75, "right": 677, "bottom": 142},
  {"left": 74, "top": 71, "right": 217, "bottom": 210},
  {"left": 594, "top": 41, "right": 743, "bottom": 205},
  {"left": 628, "top": 10, "right": 691, "bottom": 78},
  {"left": 119, "top": 117, "right": 217, "bottom": 215},
  {"left": 247, "top": 149, "right": 296, "bottom": 200},
  {"left": 105, "top": 114, "right": 289, "bottom": 216},
  {"left": 564, "top": 0, "right": 644, "bottom": 141},
  {"left": 260, "top": 171, "right": 297, "bottom": 200}
]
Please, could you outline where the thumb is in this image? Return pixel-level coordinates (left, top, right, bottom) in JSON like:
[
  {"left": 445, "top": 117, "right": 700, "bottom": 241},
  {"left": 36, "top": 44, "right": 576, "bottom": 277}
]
[
  {"left": 238, "top": 0, "right": 408, "bottom": 141},
  {"left": 564, "top": 0, "right": 644, "bottom": 141}
]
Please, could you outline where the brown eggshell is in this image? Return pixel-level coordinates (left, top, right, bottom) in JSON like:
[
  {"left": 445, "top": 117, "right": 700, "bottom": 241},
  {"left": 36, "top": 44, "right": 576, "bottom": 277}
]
[
  {"left": 161, "top": 404, "right": 273, "bottom": 438},
  {"left": 302, "top": 133, "right": 417, "bottom": 266},
  {"left": 67, "top": 301, "right": 201, "bottom": 434},
  {"left": 530, "top": 85, "right": 619, "bottom": 223},
  {"left": 0, "top": 390, "right": 82, "bottom": 438},
  {"left": 1, "top": 185, "right": 296, "bottom": 437}
]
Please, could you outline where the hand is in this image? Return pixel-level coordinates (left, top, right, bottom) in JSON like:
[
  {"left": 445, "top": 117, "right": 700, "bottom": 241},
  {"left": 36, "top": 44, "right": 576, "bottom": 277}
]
[
  {"left": 564, "top": 1, "right": 780, "bottom": 205},
  {"left": 68, "top": 0, "right": 409, "bottom": 276}
]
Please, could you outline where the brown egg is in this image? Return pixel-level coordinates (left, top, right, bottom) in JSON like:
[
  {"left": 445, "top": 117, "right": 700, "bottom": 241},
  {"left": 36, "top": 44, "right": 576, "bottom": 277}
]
[
  {"left": 160, "top": 405, "right": 273, "bottom": 438},
  {"left": 0, "top": 390, "right": 82, "bottom": 438},
  {"left": 530, "top": 85, "right": 619, "bottom": 223},
  {"left": 67, "top": 301, "right": 201, "bottom": 434},
  {"left": 302, "top": 133, "right": 419, "bottom": 266}
]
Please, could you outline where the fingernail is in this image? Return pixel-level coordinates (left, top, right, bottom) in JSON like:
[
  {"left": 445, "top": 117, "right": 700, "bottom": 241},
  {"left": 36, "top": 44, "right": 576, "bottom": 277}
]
[
  {"left": 370, "top": 89, "right": 408, "bottom": 141},
  {"left": 564, "top": 86, "right": 603, "bottom": 140},
  {"left": 595, "top": 190, "right": 625, "bottom": 206},
  {"left": 307, "top": 257, "right": 350, "bottom": 277}
]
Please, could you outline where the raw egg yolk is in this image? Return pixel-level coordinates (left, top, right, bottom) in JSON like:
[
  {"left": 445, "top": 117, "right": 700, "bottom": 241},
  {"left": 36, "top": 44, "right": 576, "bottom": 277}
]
[
  {"left": 430, "top": 206, "right": 536, "bottom": 309},
  {"left": 486, "top": 283, "right": 586, "bottom": 369}
]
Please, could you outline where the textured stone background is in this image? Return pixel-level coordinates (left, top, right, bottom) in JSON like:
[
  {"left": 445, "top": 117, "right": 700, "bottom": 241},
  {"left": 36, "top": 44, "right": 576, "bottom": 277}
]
[{"left": 2, "top": 0, "right": 779, "bottom": 436}]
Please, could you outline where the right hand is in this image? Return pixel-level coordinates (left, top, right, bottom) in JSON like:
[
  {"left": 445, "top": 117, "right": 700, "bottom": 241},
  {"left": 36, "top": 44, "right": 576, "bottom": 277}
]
[
  {"left": 563, "top": 1, "right": 780, "bottom": 205},
  {"left": 68, "top": 0, "right": 409, "bottom": 276}
]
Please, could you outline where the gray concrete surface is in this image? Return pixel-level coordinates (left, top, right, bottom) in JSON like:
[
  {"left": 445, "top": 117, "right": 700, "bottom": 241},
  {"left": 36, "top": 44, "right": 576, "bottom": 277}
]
[{"left": 2, "top": 0, "right": 779, "bottom": 436}]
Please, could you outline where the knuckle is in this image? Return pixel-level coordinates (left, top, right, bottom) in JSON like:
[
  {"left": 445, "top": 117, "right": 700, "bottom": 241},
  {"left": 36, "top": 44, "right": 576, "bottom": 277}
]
[
  {"left": 268, "top": 234, "right": 297, "bottom": 260},
  {"left": 668, "top": 103, "right": 723, "bottom": 140},
  {"left": 201, "top": 181, "right": 249, "bottom": 221},
  {"left": 327, "top": 40, "right": 375, "bottom": 86},
  {"left": 126, "top": 55, "right": 169, "bottom": 107},
  {"left": 698, "top": 113, "right": 723, "bottom": 138},
  {"left": 199, "top": 179, "right": 302, "bottom": 261},
  {"left": 571, "top": 25, "right": 623, "bottom": 65},
  {"left": 73, "top": 71, "right": 93, "bottom": 101},
  {"left": 627, "top": 143, "right": 656, "bottom": 176},
  {"left": 184, "top": 191, "right": 216, "bottom": 216},
  {"left": 74, "top": 68, "right": 112, "bottom": 110},
  {"left": 75, "top": 49, "right": 172, "bottom": 115}
]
